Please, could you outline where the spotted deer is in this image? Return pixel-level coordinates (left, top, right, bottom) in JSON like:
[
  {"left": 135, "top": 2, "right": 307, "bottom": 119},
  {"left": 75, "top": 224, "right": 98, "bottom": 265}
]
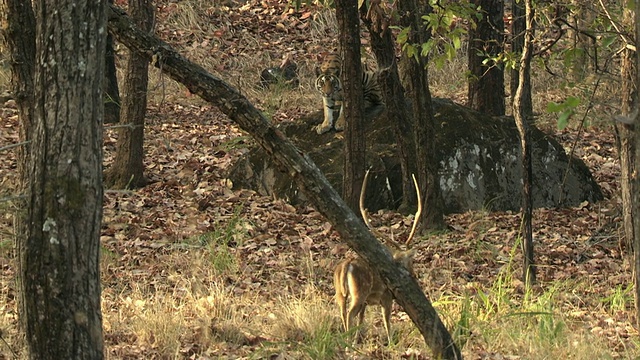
[{"left": 333, "top": 170, "right": 421, "bottom": 343}]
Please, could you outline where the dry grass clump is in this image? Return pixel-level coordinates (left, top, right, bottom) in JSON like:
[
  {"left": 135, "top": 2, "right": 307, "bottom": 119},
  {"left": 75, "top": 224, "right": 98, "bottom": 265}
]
[{"left": 268, "top": 284, "right": 337, "bottom": 340}]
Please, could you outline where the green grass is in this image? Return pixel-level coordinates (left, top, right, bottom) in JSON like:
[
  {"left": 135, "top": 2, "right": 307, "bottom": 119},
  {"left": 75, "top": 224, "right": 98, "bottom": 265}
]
[{"left": 188, "top": 205, "right": 249, "bottom": 275}]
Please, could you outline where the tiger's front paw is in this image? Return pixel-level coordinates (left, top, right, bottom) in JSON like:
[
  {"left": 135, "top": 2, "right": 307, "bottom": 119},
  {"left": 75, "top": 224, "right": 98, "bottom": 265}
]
[{"left": 315, "top": 124, "right": 332, "bottom": 134}]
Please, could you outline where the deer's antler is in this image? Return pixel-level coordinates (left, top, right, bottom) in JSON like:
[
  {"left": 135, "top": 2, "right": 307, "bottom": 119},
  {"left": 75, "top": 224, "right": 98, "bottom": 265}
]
[
  {"left": 405, "top": 174, "right": 422, "bottom": 245},
  {"left": 360, "top": 170, "right": 402, "bottom": 249}
]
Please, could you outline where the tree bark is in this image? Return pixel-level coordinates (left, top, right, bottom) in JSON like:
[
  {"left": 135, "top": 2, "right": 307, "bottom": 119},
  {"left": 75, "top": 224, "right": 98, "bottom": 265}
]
[
  {"left": 512, "top": 0, "right": 536, "bottom": 287},
  {"left": 3, "top": 3, "right": 36, "bottom": 353},
  {"left": 468, "top": 0, "right": 505, "bottom": 116},
  {"left": 335, "top": 0, "right": 366, "bottom": 212},
  {"left": 2, "top": 0, "right": 36, "bottom": 185},
  {"left": 104, "top": 0, "right": 121, "bottom": 125},
  {"left": 509, "top": 0, "right": 532, "bottom": 118},
  {"left": 106, "top": 5, "right": 461, "bottom": 358},
  {"left": 20, "top": 0, "right": 106, "bottom": 358},
  {"left": 633, "top": 0, "right": 640, "bottom": 329},
  {"left": 104, "top": 0, "right": 153, "bottom": 189},
  {"left": 616, "top": 9, "right": 636, "bottom": 254},
  {"left": 568, "top": 0, "right": 594, "bottom": 79},
  {"left": 361, "top": 5, "right": 417, "bottom": 213},
  {"left": 398, "top": 0, "right": 446, "bottom": 231}
]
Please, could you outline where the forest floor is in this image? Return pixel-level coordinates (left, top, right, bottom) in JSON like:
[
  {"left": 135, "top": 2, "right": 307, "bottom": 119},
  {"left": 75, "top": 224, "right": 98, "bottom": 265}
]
[{"left": 0, "top": 0, "right": 638, "bottom": 359}]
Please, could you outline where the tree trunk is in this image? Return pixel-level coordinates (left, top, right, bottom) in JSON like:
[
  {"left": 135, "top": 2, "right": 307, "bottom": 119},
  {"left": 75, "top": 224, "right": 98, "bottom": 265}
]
[
  {"left": 360, "top": 5, "right": 417, "bottom": 213},
  {"left": 2, "top": 0, "right": 36, "bottom": 185},
  {"left": 20, "top": 0, "right": 106, "bottom": 358},
  {"left": 398, "top": 0, "right": 446, "bottom": 231},
  {"left": 512, "top": 0, "right": 536, "bottom": 287},
  {"left": 3, "top": 4, "right": 36, "bottom": 353},
  {"left": 633, "top": 0, "right": 640, "bottom": 329},
  {"left": 468, "top": 0, "right": 505, "bottom": 116},
  {"left": 106, "top": 5, "right": 461, "bottom": 358},
  {"left": 616, "top": 9, "right": 636, "bottom": 254},
  {"left": 335, "top": 0, "right": 366, "bottom": 212},
  {"left": 509, "top": 0, "right": 532, "bottom": 117},
  {"left": 568, "top": 0, "right": 594, "bottom": 80},
  {"left": 104, "top": 0, "right": 153, "bottom": 189},
  {"left": 104, "top": 0, "right": 121, "bottom": 125}
]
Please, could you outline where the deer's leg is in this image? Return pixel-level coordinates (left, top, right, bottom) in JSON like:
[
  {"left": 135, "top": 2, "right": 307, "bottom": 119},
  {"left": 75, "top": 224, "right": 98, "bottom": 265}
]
[
  {"left": 347, "top": 301, "right": 366, "bottom": 342},
  {"left": 347, "top": 302, "right": 364, "bottom": 330},
  {"left": 357, "top": 304, "right": 367, "bottom": 328},
  {"left": 381, "top": 294, "right": 393, "bottom": 345},
  {"left": 335, "top": 292, "right": 348, "bottom": 332}
]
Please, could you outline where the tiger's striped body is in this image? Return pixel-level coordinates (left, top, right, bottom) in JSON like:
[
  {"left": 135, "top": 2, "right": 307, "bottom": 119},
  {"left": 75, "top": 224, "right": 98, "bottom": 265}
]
[{"left": 314, "top": 54, "right": 384, "bottom": 134}]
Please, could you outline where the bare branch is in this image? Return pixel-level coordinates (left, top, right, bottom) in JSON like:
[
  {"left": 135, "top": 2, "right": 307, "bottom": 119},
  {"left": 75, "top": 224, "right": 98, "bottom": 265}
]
[{"left": 0, "top": 141, "right": 30, "bottom": 152}]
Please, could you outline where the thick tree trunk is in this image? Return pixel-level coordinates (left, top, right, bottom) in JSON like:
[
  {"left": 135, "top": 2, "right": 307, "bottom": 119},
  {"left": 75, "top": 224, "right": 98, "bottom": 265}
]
[
  {"left": 20, "top": 0, "right": 106, "bottom": 358},
  {"left": 361, "top": 6, "right": 417, "bottom": 213},
  {"left": 468, "top": 0, "right": 505, "bottom": 116},
  {"left": 335, "top": 0, "right": 366, "bottom": 212},
  {"left": 512, "top": 0, "right": 536, "bottom": 287},
  {"left": 398, "top": 0, "right": 446, "bottom": 231},
  {"left": 104, "top": 0, "right": 153, "bottom": 189},
  {"left": 106, "top": 5, "right": 460, "bottom": 358}
]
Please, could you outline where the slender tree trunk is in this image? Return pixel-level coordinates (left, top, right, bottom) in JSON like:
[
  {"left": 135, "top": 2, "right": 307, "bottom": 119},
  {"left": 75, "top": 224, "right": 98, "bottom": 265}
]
[
  {"left": 633, "top": 0, "right": 640, "bottom": 328},
  {"left": 3, "top": 4, "right": 36, "bottom": 354},
  {"left": 20, "top": 0, "right": 106, "bottom": 357},
  {"left": 104, "top": 0, "right": 121, "bottom": 125},
  {"left": 568, "top": 0, "right": 594, "bottom": 79},
  {"left": 104, "top": 0, "right": 153, "bottom": 189},
  {"left": 616, "top": 9, "right": 636, "bottom": 253},
  {"left": 361, "top": 6, "right": 417, "bottom": 213},
  {"left": 335, "top": 0, "right": 366, "bottom": 212},
  {"left": 2, "top": 0, "right": 36, "bottom": 185},
  {"left": 398, "top": 0, "right": 446, "bottom": 231},
  {"left": 509, "top": 0, "right": 532, "bottom": 117},
  {"left": 468, "top": 0, "right": 505, "bottom": 116},
  {"left": 107, "top": 6, "right": 461, "bottom": 357},
  {"left": 512, "top": 0, "right": 536, "bottom": 287}
]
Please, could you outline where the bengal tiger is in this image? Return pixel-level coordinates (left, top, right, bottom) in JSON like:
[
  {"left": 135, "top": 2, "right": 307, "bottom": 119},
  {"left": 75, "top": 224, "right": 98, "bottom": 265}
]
[{"left": 314, "top": 53, "right": 385, "bottom": 135}]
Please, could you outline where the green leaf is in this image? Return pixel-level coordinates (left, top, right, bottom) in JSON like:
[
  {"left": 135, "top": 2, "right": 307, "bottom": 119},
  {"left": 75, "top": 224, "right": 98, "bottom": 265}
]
[
  {"left": 406, "top": 44, "right": 417, "bottom": 59},
  {"left": 397, "top": 27, "right": 410, "bottom": 45},
  {"left": 546, "top": 102, "right": 564, "bottom": 113},
  {"left": 565, "top": 96, "right": 580, "bottom": 108},
  {"left": 421, "top": 41, "right": 433, "bottom": 57},
  {"left": 453, "top": 36, "right": 461, "bottom": 50},
  {"left": 601, "top": 35, "right": 616, "bottom": 49},
  {"left": 557, "top": 110, "right": 572, "bottom": 130}
]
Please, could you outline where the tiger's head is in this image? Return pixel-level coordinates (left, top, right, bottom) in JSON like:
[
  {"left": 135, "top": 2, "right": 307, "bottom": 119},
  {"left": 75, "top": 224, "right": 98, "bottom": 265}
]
[
  {"left": 315, "top": 74, "right": 341, "bottom": 97},
  {"left": 315, "top": 54, "right": 343, "bottom": 97}
]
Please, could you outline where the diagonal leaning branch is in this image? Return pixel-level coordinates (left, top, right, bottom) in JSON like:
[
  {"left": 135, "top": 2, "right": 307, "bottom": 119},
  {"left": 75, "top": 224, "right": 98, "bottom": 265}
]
[{"left": 106, "top": 5, "right": 461, "bottom": 359}]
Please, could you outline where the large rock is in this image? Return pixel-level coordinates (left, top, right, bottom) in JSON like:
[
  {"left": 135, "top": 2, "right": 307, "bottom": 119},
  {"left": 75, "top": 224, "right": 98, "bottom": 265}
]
[{"left": 228, "top": 98, "right": 603, "bottom": 214}]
